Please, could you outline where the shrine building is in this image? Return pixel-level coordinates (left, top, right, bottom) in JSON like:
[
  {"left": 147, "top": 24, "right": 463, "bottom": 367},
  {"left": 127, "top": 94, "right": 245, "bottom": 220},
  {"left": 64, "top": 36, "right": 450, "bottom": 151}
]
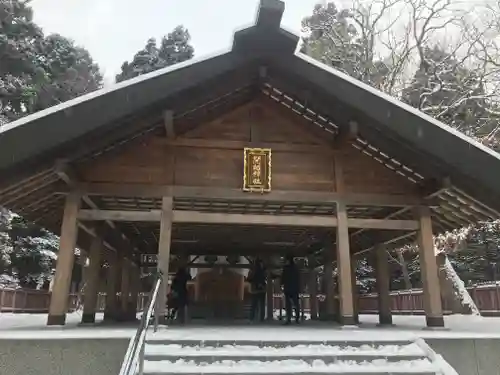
[{"left": 1, "top": 0, "right": 500, "bottom": 328}]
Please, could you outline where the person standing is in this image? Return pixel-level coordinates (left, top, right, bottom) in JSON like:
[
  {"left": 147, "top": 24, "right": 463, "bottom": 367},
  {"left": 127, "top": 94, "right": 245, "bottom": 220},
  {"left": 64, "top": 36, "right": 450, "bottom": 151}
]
[
  {"left": 248, "top": 258, "right": 267, "bottom": 322},
  {"left": 281, "top": 255, "right": 301, "bottom": 325},
  {"left": 171, "top": 266, "right": 192, "bottom": 324}
]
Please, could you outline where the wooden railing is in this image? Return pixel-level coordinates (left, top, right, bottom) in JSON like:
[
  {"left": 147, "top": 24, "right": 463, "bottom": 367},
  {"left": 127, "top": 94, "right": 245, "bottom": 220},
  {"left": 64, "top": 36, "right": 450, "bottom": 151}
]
[
  {"left": 1, "top": 284, "right": 499, "bottom": 315},
  {"left": 0, "top": 288, "right": 54, "bottom": 313},
  {"left": 0, "top": 288, "right": 151, "bottom": 313},
  {"left": 358, "top": 284, "right": 500, "bottom": 316}
]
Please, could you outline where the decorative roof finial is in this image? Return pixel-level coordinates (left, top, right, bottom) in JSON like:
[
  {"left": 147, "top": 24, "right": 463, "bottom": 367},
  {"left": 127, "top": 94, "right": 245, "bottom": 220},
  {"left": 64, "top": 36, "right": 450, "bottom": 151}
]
[{"left": 256, "top": 0, "right": 285, "bottom": 29}]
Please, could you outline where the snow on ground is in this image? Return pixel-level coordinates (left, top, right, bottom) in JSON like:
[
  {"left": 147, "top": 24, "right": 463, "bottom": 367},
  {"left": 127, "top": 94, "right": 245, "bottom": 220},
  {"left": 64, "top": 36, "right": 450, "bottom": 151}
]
[
  {"left": 0, "top": 312, "right": 500, "bottom": 339},
  {"left": 0, "top": 312, "right": 136, "bottom": 339}
]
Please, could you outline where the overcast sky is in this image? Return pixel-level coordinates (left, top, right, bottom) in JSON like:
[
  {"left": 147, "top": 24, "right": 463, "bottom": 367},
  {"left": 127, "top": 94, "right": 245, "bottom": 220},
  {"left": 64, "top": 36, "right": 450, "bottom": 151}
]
[{"left": 31, "top": 0, "right": 324, "bottom": 84}]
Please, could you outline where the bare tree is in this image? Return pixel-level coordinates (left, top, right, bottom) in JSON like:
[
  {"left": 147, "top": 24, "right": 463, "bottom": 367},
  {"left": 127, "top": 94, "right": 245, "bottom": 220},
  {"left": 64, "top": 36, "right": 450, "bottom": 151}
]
[{"left": 303, "top": 0, "right": 500, "bottom": 139}]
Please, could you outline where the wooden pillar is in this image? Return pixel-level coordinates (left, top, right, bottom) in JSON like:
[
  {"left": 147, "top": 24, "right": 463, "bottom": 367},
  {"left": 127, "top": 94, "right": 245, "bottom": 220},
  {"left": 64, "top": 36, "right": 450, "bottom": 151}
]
[
  {"left": 156, "top": 196, "right": 173, "bottom": 323},
  {"left": 416, "top": 206, "right": 444, "bottom": 327},
  {"left": 308, "top": 268, "right": 318, "bottom": 320},
  {"left": 324, "top": 251, "right": 335, "bottom": 320},
  {"left": 301, "top": 294, "right": 305, "bottom": 321},
  {"left": 266, "top": 270, "right": 274, "bottom": 320},
  {"left": 80, "top": 254, "right": 89, "bottom": 293},
  {"left": 128, "top": 264, "right": 140, "bottom": 319},
  {"left": 238, "top": 274, "right": 245, "bottom": 301},
  {"left": 273, "top": 278, "right": 282, "bottom": 320},
  {"left": 351, "top": 257, "right": 359, "bottom": 324},
  {"left": 47, "top": 192, "right": 81, "bottom": 326},
  {"left": 336, "top": 201, "right": 355, "bottom": 325},
  {"left": 104, "top": 253, "right": 121, "bottom": 321},
  {"left": 81, "top": 235, "right": 103, "bottom": 324},
  {"left": 374, "top": 246, "right": 393, "bottom": 325},
  {"left": 120, "top": 259, "right": 131, "bottom": 320}
]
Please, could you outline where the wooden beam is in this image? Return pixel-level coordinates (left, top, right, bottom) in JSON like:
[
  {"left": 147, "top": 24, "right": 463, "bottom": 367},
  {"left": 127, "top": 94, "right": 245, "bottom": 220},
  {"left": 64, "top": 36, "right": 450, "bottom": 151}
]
[
  {"left": 78, "top": 209, "right": 417, "bottom": 230},
  {"left": 1, "top": 174, "right": 58, "bottom": 207},
  {"left": 54, "top": 161, "right": 140, "bottom": 254},
  {"left": 78, "top": 222, "right": 116, "bottom": 253},
  {"left": 350, "top": 206, "right": 409, "bottom": 239},
  {"left": 173, "top": 211, "right": 337, "bottom": 226},
  {"left": 347, "top": 218, "right": 419, "bottom": 231},
  {"left": 79, "top": 209, "right": 336, "bottom": 226},
  {"left": 448, "top": 187, "right": 500, "bottom": 219},
  {"left": 163, "top": 110, "right": 175, "bottom": 138},
  {"left": 68, "top": 182, "right": 170, "bottom": 198},
  {"left": 164, "top": 138, "right": 333, "bottom": 154},
  {"left": 142, "top": 263, "right": 283, "bottom": 270},
  {"left": 172, "top": 248, "right": 301, "bottom": 256},
  {"left": 78, "top": 209, "right": 161, "bottom": 222},
  {"left": 73, "top": 183, "right": 433, "bottom": 207},
  {"left": 355, "top": 231, "right": 416, "bottom": 256},
  {"left": 349, "top": 181, "right": 450, "bottom": 242}
]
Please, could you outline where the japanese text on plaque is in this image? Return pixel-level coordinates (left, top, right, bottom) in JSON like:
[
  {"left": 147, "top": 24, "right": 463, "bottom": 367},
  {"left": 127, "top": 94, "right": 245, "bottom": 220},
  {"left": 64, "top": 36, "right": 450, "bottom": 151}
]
[{"left": 243, "top": 148, "right": 271, "bottom": 192}]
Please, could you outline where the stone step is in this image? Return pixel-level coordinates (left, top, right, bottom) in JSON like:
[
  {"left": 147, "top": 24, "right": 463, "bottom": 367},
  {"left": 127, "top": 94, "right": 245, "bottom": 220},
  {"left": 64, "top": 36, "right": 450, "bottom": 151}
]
[
  {"left": 145, "top": 339, "right": 416, "bottom": 348},
  {"left": 144, "top": 353, "right": 425, "bottom": 363},
  {"left": 144, "top": 342, "right": 426, "bottom": 363},
  {"left": 143, "top": 373, "right": 437, "bottom": 375},
  {"left": 141, "top": 358, "right": 439, "bottom": 375}
]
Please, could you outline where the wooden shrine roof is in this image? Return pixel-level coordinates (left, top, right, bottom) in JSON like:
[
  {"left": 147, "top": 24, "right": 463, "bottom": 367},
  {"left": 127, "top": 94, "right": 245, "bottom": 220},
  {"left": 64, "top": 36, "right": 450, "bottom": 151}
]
[{"left": 1, "top": 0, "right": 500, "bottom": 260}]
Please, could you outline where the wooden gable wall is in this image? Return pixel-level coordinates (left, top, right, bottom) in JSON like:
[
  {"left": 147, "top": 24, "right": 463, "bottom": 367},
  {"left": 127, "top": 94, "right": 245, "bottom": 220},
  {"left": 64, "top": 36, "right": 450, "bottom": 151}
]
[{"left": 78, "top": 97, "right": 416, "bottom": 196}]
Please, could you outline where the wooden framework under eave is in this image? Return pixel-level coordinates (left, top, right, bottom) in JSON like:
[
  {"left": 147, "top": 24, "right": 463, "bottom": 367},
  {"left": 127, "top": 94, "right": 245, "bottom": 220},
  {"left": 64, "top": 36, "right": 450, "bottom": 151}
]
[{"left": 0, "top": 85, "right": 497, "bottom": 259}]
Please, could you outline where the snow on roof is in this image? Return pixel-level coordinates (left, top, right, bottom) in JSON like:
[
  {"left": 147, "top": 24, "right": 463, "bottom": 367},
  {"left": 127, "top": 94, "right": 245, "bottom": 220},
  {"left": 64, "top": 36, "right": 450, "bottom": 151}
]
[
  {"left": 296, "top": 52, "right": 500, "bottom": 163},
  {"left": 0, "top": 48, "right": 232, "bottom": 136}
]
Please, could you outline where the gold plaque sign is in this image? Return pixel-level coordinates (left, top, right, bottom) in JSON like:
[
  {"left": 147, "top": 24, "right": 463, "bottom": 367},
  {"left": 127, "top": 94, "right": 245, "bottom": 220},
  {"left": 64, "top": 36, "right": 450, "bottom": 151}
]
[{"left": 243, "top": 147, "right": 271, "bottom": 192}]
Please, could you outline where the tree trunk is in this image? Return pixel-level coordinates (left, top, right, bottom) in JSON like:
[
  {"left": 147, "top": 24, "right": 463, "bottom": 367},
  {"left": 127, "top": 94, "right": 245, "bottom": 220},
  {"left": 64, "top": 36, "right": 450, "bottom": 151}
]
[
  {"left": 397, "top": 250, "right": 412, "bottom": 290},
  {"left": 437, "top": 253, "right": 481, "bottom": 316}
]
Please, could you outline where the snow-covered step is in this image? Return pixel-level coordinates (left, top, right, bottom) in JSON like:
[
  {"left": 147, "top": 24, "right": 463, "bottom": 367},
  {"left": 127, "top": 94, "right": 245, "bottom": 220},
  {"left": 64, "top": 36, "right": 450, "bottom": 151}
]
[
  {"left": 140, "top": 338, "right": 443, "bottom": 375},
  {"left": 144, "top": 342, "right": 427, "bottom": 363},
  {"left": 142, "top": 358, "right": 439, "bottom": 375},
  {"left": 144, "top": 339, "right": 417, "bottom": 347}
]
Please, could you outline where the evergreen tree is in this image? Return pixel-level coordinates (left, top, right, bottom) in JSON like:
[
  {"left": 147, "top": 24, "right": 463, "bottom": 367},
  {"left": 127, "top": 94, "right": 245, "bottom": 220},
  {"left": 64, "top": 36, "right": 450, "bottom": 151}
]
[
  {"left": 6, "top": 216, "right": 57, "bottom": 288},
  {"left": 0, "top": 0, "right": 102, "bottom": 123},
  {"left": 301, "top": 2, "right": 389, "bottom": 89},
  {"left": 116, "top": 25, "right": 194, "bottom": 83},
  {"left": 31, "top": 33, "right": 102, "bottom": 111},
  {"left": 0, "top": 0, "right": 43, "bottom": 121},
  {"left": 355, "top": 257, "right": 376, "bottom": 294},
  {"left": 0, "top": 207, "right": 11, "bottom": 276}
]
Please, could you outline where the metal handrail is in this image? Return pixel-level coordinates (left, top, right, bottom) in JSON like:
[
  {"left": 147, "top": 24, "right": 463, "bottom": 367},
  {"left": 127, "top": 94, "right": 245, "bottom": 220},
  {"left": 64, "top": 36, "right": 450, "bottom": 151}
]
[{"left": 118, "top": 270, "right": 164, "bottom": 375}]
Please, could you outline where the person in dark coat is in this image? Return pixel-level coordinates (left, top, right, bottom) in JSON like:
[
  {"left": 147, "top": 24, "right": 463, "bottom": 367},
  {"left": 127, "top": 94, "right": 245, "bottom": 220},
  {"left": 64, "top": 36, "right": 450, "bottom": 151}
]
[
  {"left": 281, "top": 255, "right": 301, "bottom": 324},
  {"left": 170, "top": 266, "right": 192, "bottom": 323},
  {"left": 248, "top": 258, "right": 267, "bottom": 322}
]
